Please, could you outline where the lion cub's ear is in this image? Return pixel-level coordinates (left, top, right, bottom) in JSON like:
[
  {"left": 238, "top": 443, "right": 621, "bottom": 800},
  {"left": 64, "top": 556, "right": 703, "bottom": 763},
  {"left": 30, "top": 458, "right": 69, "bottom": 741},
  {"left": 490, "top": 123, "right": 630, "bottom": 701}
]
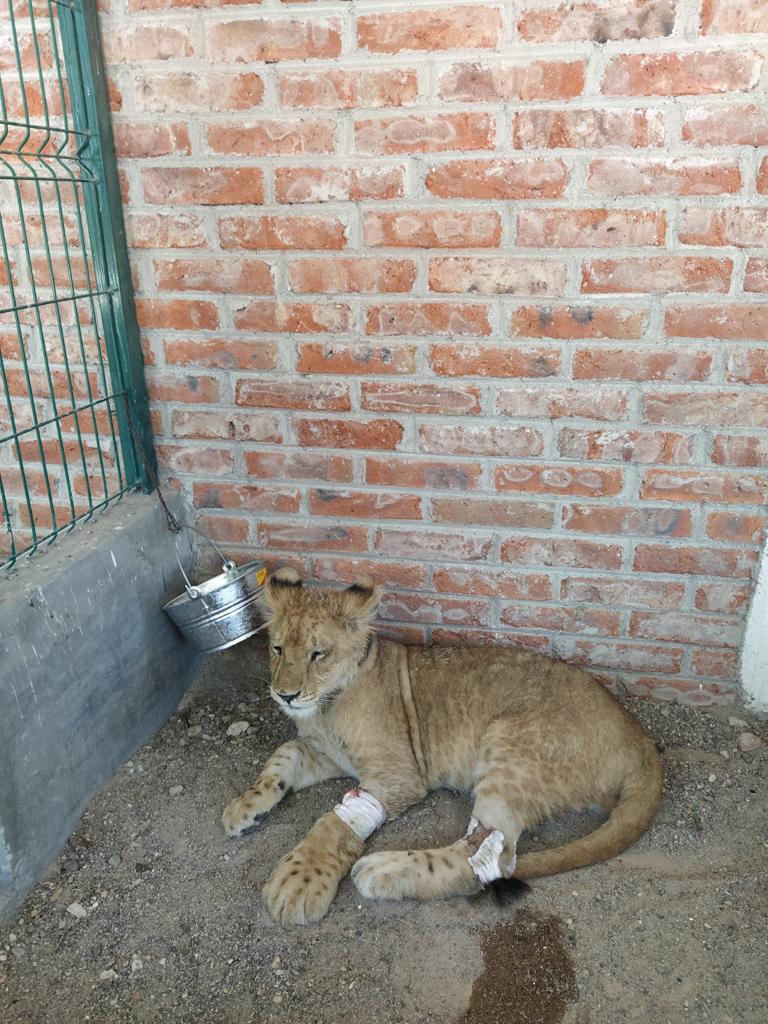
[
  {"left": 261, "top": 566, "right": 303, "bottom": 612},
  {"left": 340, "top": 576, "right": 382, "bottom": 627}
]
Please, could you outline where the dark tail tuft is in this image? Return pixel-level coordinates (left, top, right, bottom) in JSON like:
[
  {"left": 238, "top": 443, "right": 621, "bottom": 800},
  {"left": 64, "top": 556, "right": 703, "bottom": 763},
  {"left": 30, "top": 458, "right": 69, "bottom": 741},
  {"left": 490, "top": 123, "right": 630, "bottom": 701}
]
[{"left": 485, "top": 877, "right": 531, "bottom": 906}]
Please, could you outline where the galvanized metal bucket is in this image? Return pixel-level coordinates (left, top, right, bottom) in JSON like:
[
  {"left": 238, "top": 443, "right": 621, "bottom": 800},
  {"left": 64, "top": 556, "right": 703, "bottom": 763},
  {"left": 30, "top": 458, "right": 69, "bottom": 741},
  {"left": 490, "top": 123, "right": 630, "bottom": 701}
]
[{"left": 163, "top": 526, "right": 268, "bottom": 654}]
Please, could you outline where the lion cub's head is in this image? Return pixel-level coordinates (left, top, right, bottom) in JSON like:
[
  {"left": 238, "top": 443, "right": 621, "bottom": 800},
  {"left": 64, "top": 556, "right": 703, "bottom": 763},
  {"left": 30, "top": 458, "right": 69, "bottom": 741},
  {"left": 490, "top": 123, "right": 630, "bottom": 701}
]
[{"left": 259, "top": 568, "right": 382, "bottom": 717}]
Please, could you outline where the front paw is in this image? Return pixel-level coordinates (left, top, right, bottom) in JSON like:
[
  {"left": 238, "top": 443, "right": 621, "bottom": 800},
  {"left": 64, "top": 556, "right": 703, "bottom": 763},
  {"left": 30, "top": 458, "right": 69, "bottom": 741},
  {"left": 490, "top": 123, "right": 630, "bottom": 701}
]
[
  {"left": 262, "top": 851, "right": 339, "bottom": 926},
  {"left": 222, "top": 778, "right": 284, "bottom": 838},
  {"left": 351, "top": 851, "right": 408, "bottom": 900}
]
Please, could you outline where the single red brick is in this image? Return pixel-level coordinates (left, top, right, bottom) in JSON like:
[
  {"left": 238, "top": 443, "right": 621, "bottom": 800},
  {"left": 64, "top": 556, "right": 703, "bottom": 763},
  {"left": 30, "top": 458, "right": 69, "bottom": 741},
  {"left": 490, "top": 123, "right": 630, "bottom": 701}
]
[
  {"left": 573, "top": 347, "right": 712, "bottom": 381},
  {"left": 501, "top": 604, "right": 620, "bottom": 636},
  {"left": 588, "top": 157, "right": 740, "bottom": 196},
  {"left": 683, "top": 103, "right": 768, "bottom": 145},
  {"left": 705, "top": 511, "right": 767, "bottom": 544},
  {"left": 355, "top": 112, "right": 495, "bottom": 154},
  {"left": 432, "top": 497, "right": 555, "bottom": 529},
  {"left": 434, "top": 567, "right": 552, "bottom": 601},
  {"left": 712, "top": 434, "right": 768, "bottom": 467},
  {"left": 558, "top": 428, "right": 695, "bottom": 464},
  {"left": 429, "top": 345, "right": 560, "bottom": 378},
  {"left": 156, "top": 444, "right": 235, "bottom": 477},
  {"left": 279, "top": 68, "right": 418, "bottom": 109},
  {"left": 604, "top": 51, "right": 761, "bottom": 96},
  {"left": 308, "top": 488, "right": 421, "bottom": 521},
  {"left": 496, "top": 464, "right": 623, "bottom": 498},
  {"left": 630, "top": 611, "right": 742, "bottom": 648},
  {"left": 165, "top": 338, "right": 277, "bottom": 371},
  {"left": 517, "top": 209, "right": 665, "bottom": 248},
  {"left": 234, "top": 301, "right": 352, "bottom": 333},
  {"left": 501, "top": 537, "right": 622, "bottom": 570},
  {"left": 364, "top": 209, "right": 500, "bottom": 248},
  {"left": 357, "top": 7, "right": 502, "bottom": 53},
  {"left": 208, "top": 18, "right": 342, "bottom": 61},
  {"left": 517, "top": 0, "right": 676, "bottom": 42},
  {"left": 134, "top": 72, "right": 264, "bottom": 113},
  {"left": 426, "top": 158, "right": 568, "bottom": 199},
  {"left": 514, "top": 108, "right": 664, "bottom": 149},
  {"left": 679, "top": 207, "right": 768, "bottom": 246},
  {"left": 171, "top": 409, "right": 281, "bottom": 443},
  {"left": 219, "top": 214, "right": 346, "bottom": 250},
  {"left": 245, "top": 451, "right": 353, "bottom": 483},
  {"left": 666, "top": 303, "right": 768, "bottom": 340},
  {"left": 582, "top": 257, "right": 731, "bottom": 294},
  {"left": 691, "top": 648, "right": 739, "bottom": 679},
  {"left": 113, "top": 122, "right": 190, "bottom": 158},
  {"left": 561, "top": 576, "right": 685, "bottom": 609},
  {"left": 701, "top": 0, "right": 768, "bottom": 34},
  {"left": 438, "top": 59, "right": 586, "bottom": 102},
  {"left": 135, "top": 299, "right": 219, "bottom": 330},
  {"left": 634, "top": 544, "right": 758, "bottom": 577},
  {"left": 296, "top": 418, "right": 404, "bottom": 450},
  {"left": 288, "top": 258, "right": 415, "bottom": 294},
  {"left": 553, "top": 638, "right": 683, "bottom": 674},
  {"left": 275, "top": 165, "right": 404, "bottom": 203},
  {"left": 627, "top": 678, "right": 736, "bottom": 703},
  {"left": 194, "top": 515, "right": 250, "bottom": 546},
  {"left": 496, "top": 386, "right": 629, "bottom": 420},
  {"left": 130, "top": 0, "right": 261, "bottom": 9},
  {"left": 314, "top": 557, "right": 426, "bottom": 589},
  {"left": 362, "top": 382, "right": 481, "bottom": 415},
  {"left": 126, "top": 212, "right": 206, "bottom": 249},
  {"left": 193, "top": 483, "right": 300, "bottom": 514},
  {"left": 154, "top": 258, "right": 274, "bottom": 294},
  {"left": 429, "top": 256, "right": 566, "bottom": 295},
  {"left": 298, "top": 343, "right": 417, "bottom": 376},
  {"left": 235, "top": 378, "right": 350, "bottom": 411},
  {"left": 759, "top": 157, "right": 768, "bottom": 193},
  {"left": 729, "top": 349, "right": 768, "bottom": 386},
  {"left": 695, "top": 581, "right": 752, "bottom": 614},
  {"left": 644, "top": 390, "right": 768, "bottom": 427},
  {"left": 143, "top": 167, "right": 264, "bottom": 205},
  {"left": 375, "top": 527, "right": 492, "bottom": 562},
  {"left": 379, "top": 594, "right": 492, "bottom": 628},
  {"left": 745, "top": 259, "right": 768, "bottom": 293},
  {"left": 206, "top": 119, "right": 336, "bottom": 156},
  {"left": 431, "top": 629, "right": 551, "bottom": 653},
  {"left": 104, "top": 25, "right": 193, "bottom": 62},
  {"left": 423, "top": 423, "right": 543, "bottom": 458},
  {"left": 366, "top": 302, "right": 491, "bottom": 337},
  {"left": 563, "top": 504, "right": 692, "bottom": 537},
  {"left": 258, "top": 522, "right": 368, "bottom": 553},
  {"left": 146, "top": 371, "right": 219, "bottom": 404},
  {"left": 365, "top": 457, "right": 482, "bottom": 491}
]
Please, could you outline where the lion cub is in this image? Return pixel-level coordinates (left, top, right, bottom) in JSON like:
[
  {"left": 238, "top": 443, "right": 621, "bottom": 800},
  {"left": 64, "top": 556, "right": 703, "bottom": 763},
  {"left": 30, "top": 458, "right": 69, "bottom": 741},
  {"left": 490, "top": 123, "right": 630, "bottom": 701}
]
[{"left": 222, "top": 569, "right": 663, "bottom": 926}]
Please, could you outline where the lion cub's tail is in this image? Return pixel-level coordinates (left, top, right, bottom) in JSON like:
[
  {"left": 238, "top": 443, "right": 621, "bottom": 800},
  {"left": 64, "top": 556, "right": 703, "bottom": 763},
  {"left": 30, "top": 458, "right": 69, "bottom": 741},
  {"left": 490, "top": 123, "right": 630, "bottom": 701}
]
[{"left": 514, "top": 740, "right": 663, "bottom": 880}]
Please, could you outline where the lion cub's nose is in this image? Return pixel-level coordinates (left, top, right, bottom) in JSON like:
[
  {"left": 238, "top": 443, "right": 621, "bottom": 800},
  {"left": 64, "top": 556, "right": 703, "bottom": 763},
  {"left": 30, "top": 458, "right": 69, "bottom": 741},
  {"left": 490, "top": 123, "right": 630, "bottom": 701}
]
[{"left": 279, "top": 691, "right": 300, "bottom": 704}]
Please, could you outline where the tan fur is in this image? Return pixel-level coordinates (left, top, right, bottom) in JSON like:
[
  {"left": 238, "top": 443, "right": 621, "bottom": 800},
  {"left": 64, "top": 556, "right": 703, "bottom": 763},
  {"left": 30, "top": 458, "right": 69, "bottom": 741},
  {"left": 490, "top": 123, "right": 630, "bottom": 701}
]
[{"left": 223, "top": 569, "right": 663, "bottom": 926}]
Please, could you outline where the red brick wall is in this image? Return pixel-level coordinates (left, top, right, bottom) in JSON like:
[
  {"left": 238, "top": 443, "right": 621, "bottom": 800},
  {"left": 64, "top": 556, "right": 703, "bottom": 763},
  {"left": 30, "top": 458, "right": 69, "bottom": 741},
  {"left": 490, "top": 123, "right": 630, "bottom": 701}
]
[{"left": 103, "top": 0, "right": 768, "bottom": 705}]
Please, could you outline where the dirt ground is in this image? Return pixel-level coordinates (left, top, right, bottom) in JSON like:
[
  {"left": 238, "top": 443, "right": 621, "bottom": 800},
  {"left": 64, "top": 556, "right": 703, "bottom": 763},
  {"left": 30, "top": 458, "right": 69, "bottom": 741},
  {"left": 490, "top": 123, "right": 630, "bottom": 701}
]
[{"left": 1, "top": 643, "right": 766, "bottom": 1024}]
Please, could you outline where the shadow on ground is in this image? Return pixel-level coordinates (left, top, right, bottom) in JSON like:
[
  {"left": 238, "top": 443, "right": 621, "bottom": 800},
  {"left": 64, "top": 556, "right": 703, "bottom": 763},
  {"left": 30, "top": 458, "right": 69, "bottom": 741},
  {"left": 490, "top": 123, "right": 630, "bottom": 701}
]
[{"left": 1, "top": 645, "right": 766, "bottom": 1023}]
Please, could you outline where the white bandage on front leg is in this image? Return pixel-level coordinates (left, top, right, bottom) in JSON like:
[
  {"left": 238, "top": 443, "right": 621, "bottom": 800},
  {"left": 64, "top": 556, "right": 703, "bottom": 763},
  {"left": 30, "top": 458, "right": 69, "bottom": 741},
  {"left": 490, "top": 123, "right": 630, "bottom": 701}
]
[
  {"left": 333, "top": 787, "right": 387, "bottom": 840},
  {"left": 465, "top": 817, "right": 509, "bottom": 885}
]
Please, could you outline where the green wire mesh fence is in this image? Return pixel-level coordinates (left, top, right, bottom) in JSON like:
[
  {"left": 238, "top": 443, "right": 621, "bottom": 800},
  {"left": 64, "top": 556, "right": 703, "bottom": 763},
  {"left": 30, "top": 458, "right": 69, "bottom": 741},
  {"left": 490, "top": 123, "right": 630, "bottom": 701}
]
[{"left": 0, "top": 0, "right": 154, "bottom": 570}]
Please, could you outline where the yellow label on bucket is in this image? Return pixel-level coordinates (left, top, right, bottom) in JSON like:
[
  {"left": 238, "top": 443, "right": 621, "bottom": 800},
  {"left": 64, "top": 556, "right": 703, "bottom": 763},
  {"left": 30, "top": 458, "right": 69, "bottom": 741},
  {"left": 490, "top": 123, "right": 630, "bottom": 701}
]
[{"left": 256, "top": 567, "right": 268, "bottom": 587}]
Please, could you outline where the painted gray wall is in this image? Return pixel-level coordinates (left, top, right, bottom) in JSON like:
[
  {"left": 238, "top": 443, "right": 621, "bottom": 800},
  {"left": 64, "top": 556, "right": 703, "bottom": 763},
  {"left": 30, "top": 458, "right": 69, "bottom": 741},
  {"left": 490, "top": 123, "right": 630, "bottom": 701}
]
[{"left": 0, "top": 495, "right": 201, "bottom": 921}]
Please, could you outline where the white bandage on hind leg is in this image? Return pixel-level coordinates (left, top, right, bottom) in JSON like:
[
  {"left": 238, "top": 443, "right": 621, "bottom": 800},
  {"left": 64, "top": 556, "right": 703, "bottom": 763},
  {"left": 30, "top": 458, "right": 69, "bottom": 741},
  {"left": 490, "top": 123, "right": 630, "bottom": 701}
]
[
  {"left": 465, "top": 817, "right": 509, "bottom": 885},
  {"left": 333, "top": 787, "right": 387, "bottom": 840}
]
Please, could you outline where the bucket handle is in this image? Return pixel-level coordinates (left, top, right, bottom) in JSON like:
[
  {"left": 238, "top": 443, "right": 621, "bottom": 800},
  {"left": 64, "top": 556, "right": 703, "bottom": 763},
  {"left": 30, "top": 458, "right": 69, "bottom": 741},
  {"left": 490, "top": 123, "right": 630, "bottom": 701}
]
[{"left": 174, "top": 524, "right": 237, "bottom": 600}]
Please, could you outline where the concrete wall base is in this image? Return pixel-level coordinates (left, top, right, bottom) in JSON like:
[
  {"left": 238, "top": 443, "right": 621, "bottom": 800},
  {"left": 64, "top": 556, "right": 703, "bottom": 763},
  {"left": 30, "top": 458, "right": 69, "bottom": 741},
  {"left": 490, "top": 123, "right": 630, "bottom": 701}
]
[{"left": 0, "top": 495, "right": 201, "bottom": 921}]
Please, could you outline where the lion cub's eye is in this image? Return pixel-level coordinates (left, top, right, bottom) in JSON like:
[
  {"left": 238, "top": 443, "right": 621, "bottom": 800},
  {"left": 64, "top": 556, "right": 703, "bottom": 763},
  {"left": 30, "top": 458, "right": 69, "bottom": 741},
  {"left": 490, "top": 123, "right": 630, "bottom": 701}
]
[
  {"left": 272, "top": 645, "right": 282, "bottom": 657},
  {"left": 310, "top": 650, "right": 325, "bottom": 663}
]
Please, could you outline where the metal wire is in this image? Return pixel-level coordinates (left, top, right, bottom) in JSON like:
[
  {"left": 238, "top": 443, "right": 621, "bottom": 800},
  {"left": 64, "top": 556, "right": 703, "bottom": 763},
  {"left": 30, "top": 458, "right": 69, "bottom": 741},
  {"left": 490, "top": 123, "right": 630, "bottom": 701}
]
[{"left": 0, "top": 0, "right": 148, "bottom": 569}]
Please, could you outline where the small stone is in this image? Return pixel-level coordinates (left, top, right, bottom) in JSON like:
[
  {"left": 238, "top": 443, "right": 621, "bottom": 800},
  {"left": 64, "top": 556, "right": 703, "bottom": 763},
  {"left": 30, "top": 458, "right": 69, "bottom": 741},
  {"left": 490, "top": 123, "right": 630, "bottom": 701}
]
[
  {"left": 187, "top": 726, "right": 202, "bottom": 737},
  {"left": 169, "top": 785, "right": 184, "bottom": 796},
  {"left": 66, "top": 902, "right": 87, "bottom": 919},
  {"left": 738, "top": 732, "right": 763, "bottom": 753},
  {"left": 273, "top": 995, "right": 283, "bottom": 1005},
  {"left": 108, "top": 855, "right": 122, "bottom": 868},
  {"left": 227, "top": 721, "right": 250, "bottom": 737},
  {"left": 728, "top": 716, "right": 748, "bottom": 728},
  {"left": 8, "top": 933, "right": 15, "bottom": 943},
  {"left": 271, "top": 956, "right": 282, "bottom": 969},
  {"left": 99, "top": 969, "right": 118, "bottom": 982},
  {"left": 0, "top": 954, "right": 7, "bottom": 963},
  {"left": 720, "top": 750, "right": 729, "bottom": 759},
  {"left": 131, "top": 955, "right": 143, "bottom": 974},
  {"left": 660, "top": 706, "right": 670, "bottom": 718},
  {"left": 708, "top": 774, "right": 716, "bottom": 783},
  {"left": 12, "top": 944, "right": 27, "bottom": 959}
]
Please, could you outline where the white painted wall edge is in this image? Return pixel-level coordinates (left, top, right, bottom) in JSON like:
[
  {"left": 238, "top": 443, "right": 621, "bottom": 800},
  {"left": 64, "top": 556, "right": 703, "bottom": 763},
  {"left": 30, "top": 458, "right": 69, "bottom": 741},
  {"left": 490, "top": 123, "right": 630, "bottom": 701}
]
[{"left": 741, "top": 538, "right": 768, "bottom": 715}]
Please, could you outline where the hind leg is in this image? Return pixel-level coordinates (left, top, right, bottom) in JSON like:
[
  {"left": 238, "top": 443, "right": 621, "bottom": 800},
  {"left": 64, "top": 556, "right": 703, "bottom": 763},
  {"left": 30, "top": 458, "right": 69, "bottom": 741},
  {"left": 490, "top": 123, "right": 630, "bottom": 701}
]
[{"left": 352, "top": 833, "right": 483, "bottom": 901}]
